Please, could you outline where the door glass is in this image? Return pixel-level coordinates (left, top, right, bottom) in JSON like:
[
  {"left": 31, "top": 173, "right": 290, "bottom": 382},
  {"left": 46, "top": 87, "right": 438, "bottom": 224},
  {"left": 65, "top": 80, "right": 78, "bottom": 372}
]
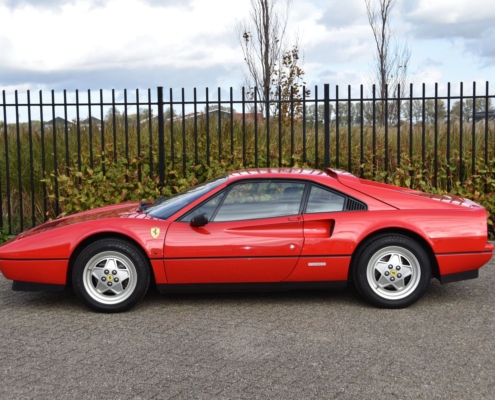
[
  {"left": 213, "top": 181, "right": 305, "bottom": 222},
  {"left": 306, "top": 185, "right": 345, "bottom": 213}
]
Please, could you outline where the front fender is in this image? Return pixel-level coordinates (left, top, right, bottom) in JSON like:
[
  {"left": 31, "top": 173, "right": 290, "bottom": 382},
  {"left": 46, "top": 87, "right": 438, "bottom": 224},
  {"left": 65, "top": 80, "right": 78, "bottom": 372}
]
[{"left": 0, "top": 218, "right": 172, "bottom": 260}]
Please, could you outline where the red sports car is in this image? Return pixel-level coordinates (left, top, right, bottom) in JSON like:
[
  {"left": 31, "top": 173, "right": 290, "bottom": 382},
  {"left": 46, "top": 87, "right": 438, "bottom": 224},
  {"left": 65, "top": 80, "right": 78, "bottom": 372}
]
[{"left": 0, "top": 168, "right": 492, "bottom": 312}]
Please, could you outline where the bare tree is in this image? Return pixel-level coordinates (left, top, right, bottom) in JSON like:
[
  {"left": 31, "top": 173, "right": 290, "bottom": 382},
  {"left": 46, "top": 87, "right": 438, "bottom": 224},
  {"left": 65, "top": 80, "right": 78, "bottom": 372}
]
[
  {"left": 237, "top": 0, "right": 305, "bottom": 114},
  {"left": 365, "top": 0, "right": 411, "bottom": 124}
]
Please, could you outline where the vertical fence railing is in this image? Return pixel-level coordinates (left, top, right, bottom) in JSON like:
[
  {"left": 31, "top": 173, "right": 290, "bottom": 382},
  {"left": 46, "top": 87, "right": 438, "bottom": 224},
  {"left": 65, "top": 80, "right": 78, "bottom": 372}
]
[
  {"left": 485, "top": 82, "right": 489, "bottom": 166},
  {"left": 460, "top": 82, "right": 464, "bottom": 183},
  {"left": 372, "top": 85, "right": 376, "bottom": 175},
  {"left": 278, "top": 86, "right": 282, "bottom": 167},
  {"left": 147, "top": 88, "right": 153, "bottom": 178},
  {"left": 136, "top": 89, "right": 141, "bottom": 181},
  {"left": 230, "top": 87, "right": 234, "bottom": 163},
  {"left": 157, "top": 86, "right": 165, "bottom": 186},
  {"left": 40, "top": 91, "right": 47, "bottom": 221},
  {"left": 0, "top": 82, "right": 494, "bottom": 235},
  {"left": 360, "top": 85, "right": 364, "bottom": 178},
  {"left": 101, "top": 89, "right": 106, "bottom": 175},
  {"left": 447, "top": 83, "right": 451, "bottom": 192},
  {"left": 266, "top": 86, "right": 270, "bottom": 168},
  {"left": 2, "top": 90, "right": 11, "bottom": 230},
  {"left": 15, "top": 91, "right": 23, "bottom": 232},
  {"left": 384, "top": 84, "right": 389, "bottom": 174},
  {"left": 302, "top": 86, "right": 306, "bottom": 164},
  {"left": 324, "top": 84, "right": 330, "bottom": 169},
  {"left": 27, "top": 90, "right": 35, "bottom": 226},
  {"left": 434, "top": 83, "right": 439, "bottom": 189},
  {"left": 335, "top": 85, "right": 340, "bottom": 169},
  {"left": 182, "top": 88, "right": 186, "bottom": 177},
  {"left": 254, "top": 88, "right": 258, "bottom": 167},
  {"left": 314, "top": 85, "right": 319, "bottom": 169},
  {"left": 347, "top": 85, "right": 352, "bottom": 172}
]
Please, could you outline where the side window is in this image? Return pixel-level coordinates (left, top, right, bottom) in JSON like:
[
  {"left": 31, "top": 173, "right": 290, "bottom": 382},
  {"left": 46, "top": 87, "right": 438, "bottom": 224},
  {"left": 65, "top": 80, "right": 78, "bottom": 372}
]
[
  {"left": 180, "top": 192, "right": 224, "bottom": 222},
  {"left": 306, "top": 185, "right": 345, "bottom": 213},
  {"left": 213, "top": 181, "right": 305, "bottom": 222}
]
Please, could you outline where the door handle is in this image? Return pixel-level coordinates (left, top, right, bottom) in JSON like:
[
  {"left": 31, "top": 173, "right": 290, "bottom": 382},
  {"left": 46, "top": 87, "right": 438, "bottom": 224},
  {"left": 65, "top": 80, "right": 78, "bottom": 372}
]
[{"left": 287, "top": 216, "right": 301, "bottom": 221}]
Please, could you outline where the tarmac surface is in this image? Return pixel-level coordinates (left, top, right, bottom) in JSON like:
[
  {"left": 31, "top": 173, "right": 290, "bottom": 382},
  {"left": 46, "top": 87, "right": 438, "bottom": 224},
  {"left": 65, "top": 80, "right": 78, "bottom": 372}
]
[{"left": 0, "top": 257, "right": 494, "bottom": 399}]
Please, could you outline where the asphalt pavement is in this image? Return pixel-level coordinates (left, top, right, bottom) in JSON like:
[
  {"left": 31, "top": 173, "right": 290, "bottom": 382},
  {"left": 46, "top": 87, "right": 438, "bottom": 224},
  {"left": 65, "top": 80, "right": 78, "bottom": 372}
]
[{"left": 0, "top": 257, "right": 494, "bottom": 399}]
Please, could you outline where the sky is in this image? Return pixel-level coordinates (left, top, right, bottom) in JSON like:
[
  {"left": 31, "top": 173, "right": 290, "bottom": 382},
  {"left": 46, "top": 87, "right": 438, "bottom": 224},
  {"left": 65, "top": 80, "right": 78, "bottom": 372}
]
[{"left": 0, "top": 0, "right": 494, "bottom": 102}]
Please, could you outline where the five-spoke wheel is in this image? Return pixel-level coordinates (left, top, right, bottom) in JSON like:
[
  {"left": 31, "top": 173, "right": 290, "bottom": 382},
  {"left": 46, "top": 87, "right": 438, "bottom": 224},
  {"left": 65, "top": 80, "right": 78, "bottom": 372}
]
[
  {"left": 73, "top": 239, "right": 150, "bottom": 313},
  {"left": 353, "top": 235, "right": 431, "bottom": 308}
]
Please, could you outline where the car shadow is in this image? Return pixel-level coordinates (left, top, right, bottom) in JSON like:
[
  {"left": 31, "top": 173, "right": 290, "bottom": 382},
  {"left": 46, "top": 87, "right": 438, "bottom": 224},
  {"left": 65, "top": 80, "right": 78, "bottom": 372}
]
[
  {"left": 2, "top": 277, "right": 482, "bottom": 313},
  {"left": 140, "top": 283, "right": 367, "bottom": 309},
  {"left": 0, "top": 279, "right": 369, "bottom": 312}
]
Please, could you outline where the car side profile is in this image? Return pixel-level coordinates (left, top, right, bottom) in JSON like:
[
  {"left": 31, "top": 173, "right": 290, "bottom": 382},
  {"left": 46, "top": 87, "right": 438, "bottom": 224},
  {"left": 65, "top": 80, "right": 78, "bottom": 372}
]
[{"left": 0, "top": 168, "right": 492, "bottom": 312}]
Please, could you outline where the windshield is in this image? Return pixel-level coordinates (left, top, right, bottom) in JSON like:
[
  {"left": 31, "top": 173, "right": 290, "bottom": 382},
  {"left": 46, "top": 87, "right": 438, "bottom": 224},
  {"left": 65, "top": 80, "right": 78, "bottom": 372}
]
[{"left": 146, "top": 175, "right": 228, "bottom": 220}]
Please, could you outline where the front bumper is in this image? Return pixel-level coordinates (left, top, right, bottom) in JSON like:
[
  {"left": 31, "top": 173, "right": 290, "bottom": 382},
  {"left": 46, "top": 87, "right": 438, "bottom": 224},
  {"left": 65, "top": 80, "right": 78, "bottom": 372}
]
[
  {"left": 0, "top": 259, "right": 68, "bottom": 285},
  {"left": 12, "top": 281, "right": 65, "bottom": 292}
]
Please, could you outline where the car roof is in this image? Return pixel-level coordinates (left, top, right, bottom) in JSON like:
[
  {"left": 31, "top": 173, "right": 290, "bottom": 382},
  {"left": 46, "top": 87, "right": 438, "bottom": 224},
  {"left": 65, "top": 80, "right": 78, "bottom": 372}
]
[{"left": 227, "top": 168, "right": 330, "bottom": 182}]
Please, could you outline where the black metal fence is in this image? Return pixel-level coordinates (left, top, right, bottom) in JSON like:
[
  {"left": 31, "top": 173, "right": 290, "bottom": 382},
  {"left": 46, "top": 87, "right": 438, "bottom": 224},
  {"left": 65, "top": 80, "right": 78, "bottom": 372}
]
[{"left": 1, "top": 82, "right": 494, "bottom": 234}]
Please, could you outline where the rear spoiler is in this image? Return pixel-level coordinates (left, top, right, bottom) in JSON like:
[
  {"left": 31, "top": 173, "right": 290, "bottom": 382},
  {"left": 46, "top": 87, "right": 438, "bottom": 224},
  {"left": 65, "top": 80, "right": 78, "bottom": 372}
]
[
  {"left": 326, "top": 168, "right": 420, "bottom": 193},
  {"left": 325, "top": 168, "right": 361, "bottom": 185}
]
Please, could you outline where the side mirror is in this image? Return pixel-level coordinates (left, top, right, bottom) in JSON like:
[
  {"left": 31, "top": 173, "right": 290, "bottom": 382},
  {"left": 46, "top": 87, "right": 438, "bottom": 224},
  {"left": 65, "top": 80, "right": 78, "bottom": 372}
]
[{"left": 190, "top": 213, "right": 209, "bottom": 227}]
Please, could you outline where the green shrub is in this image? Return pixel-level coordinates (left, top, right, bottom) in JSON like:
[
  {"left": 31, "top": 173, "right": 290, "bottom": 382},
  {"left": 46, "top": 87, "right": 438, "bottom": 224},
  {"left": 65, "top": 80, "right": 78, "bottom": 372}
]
[
  {"left": 1, "top": 116, "right": 495, "bottom": 234},
  {"left": 43, "top": 152, "right": 241, "bottom": 218},
  {"left": 0, "top": 229, "right": 14, "bottom": 245}
]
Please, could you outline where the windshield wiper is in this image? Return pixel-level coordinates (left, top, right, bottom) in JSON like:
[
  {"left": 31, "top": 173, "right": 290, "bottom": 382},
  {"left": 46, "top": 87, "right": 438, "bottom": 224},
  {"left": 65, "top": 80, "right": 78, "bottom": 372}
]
[
  {"left": 138, "top": 196, "right": 169, "bottom": 213},
  {"left": 138, "top": 201, "right": 152, "bottom": 212}
]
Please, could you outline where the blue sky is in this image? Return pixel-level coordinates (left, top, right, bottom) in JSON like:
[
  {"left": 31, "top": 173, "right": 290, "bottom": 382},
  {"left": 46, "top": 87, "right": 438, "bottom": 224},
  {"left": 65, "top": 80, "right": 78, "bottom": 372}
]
[{"left": 0, "top": 0, "right": 493, "bottom": 99}]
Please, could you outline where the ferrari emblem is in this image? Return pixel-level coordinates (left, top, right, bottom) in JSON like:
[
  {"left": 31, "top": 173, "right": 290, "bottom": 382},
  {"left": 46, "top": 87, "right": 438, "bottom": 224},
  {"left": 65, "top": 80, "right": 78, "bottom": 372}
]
[
  {"left": 107, "top": 275, "right": 113, "bottom": 281},
  {"left": 151, "top": 227, "right": 160, "bottom": 239},
  {"left": 390, "top": 270, "right": 397, "bottom": 277}
]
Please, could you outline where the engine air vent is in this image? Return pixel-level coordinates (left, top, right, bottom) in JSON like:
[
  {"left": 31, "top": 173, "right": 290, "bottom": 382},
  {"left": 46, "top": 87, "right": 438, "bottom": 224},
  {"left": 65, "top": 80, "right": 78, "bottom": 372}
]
[{"left": 346, "top": 198, "right": 367, "bottom": 211}]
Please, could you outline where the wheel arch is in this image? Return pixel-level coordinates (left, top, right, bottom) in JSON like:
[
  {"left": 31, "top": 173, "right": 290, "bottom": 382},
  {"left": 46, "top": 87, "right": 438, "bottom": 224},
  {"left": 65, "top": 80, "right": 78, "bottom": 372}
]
[
  {"left": 349, "top": 227, "right": 439, "bottom": 281},
  {"left": 66, "top": 232, "right": 155, "bottom": 286}
]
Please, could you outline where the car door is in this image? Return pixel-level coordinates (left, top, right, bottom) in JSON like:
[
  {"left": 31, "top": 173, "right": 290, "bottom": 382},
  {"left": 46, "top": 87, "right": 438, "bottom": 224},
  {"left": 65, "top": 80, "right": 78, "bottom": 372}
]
[
  {"left": 285, "top": 183, "right": 356, "bottom": 282},
  {"left": 164, "top": 180, "right": 306, "bottom": 284}
]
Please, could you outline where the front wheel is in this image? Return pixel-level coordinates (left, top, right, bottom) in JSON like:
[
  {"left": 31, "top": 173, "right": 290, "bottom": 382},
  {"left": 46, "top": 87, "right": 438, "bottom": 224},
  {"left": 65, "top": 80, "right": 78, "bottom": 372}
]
[
  {"left": 353, "top": 235, "right": 431, "bottom": 308},
  {"left": 72, "top": 239, "right": 150, "bottom": 313}
]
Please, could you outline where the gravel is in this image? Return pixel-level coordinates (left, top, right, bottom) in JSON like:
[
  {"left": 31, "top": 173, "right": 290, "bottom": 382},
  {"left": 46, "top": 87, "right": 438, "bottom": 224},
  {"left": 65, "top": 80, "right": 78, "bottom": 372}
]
[{"left": 0, "top": 257, "right": 494, "bottom": 399}]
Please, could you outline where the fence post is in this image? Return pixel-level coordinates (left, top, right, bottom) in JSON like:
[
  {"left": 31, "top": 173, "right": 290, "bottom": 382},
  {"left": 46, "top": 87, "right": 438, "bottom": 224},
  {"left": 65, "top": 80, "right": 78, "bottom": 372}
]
[
  {"left": 324, "top": 84, "right": 330, "bottom": 169},
  {"left": 157, "top": 86, "right": 165, "bottom": 186}
]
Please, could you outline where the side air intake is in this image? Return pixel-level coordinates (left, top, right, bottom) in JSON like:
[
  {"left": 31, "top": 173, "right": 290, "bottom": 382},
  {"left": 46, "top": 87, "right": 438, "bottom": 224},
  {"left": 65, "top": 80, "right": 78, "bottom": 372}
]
[{"left": 346, "top": 198, "right": 367, "bottom": 211}]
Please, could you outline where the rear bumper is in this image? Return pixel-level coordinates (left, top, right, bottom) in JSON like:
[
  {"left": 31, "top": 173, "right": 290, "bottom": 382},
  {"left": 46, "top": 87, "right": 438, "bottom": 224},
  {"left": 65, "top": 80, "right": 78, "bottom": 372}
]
[
  {"left": 0, "top": 259, "right": 68, "bottom": 285},
  {"left": 439, "top": 269, "right": 479, "bottom": 284},
  {"left": 436, "top": 245, "right": 493, "bottom": 281}
]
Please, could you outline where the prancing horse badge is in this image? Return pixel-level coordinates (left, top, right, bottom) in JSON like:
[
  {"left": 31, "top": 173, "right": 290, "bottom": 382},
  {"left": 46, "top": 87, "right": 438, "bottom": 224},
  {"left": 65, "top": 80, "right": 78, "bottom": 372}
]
[{"left": 150, "top": 227, "right": 160, "bottom": 239}]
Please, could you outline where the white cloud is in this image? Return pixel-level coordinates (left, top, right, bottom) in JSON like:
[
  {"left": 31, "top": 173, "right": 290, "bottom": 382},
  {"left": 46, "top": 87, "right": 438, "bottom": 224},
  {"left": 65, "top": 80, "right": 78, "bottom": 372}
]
[
  {"left": 0, "top": 0, "right": 493, "bottom": 92},
  {"left": 317, "top": 0, "right": 366, "bottom": 28},
  {"left": 403, "top": 0, "right": 495, "bottom": 39},
  {"left": 400, "top": 0, "right": 495, "bottom": 71},
  {"left": 0, "top": 0, "right": 247, "bottom": 73},
  {"left": 414, "top": 67, "right": 443, "bottom": 87}
]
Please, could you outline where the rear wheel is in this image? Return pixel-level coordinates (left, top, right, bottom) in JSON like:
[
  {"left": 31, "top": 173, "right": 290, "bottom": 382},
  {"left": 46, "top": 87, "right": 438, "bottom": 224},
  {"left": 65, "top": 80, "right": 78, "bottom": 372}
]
[
  {"left": 72, "top": 239, "right": 150, "bottom": 313},
  {"left": 353, "top": 235, "right": 431, "bottom": 308}
]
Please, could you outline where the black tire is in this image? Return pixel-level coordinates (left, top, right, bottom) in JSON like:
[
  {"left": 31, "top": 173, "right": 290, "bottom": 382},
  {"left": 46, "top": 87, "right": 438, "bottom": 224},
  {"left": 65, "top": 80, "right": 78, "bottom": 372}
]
[
  {"left": 353, "top": 234, "right": 431, "bottom": 308},
  {"left": 72, "top": 239, "right": 150, "bottom": 313}
]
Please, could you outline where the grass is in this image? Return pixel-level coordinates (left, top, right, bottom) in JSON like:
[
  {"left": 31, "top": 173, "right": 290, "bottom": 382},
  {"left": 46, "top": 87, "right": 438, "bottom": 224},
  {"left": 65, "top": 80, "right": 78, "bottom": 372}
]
[{"left": 1, "top": 114, "right": 495, "bottom": 235}]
